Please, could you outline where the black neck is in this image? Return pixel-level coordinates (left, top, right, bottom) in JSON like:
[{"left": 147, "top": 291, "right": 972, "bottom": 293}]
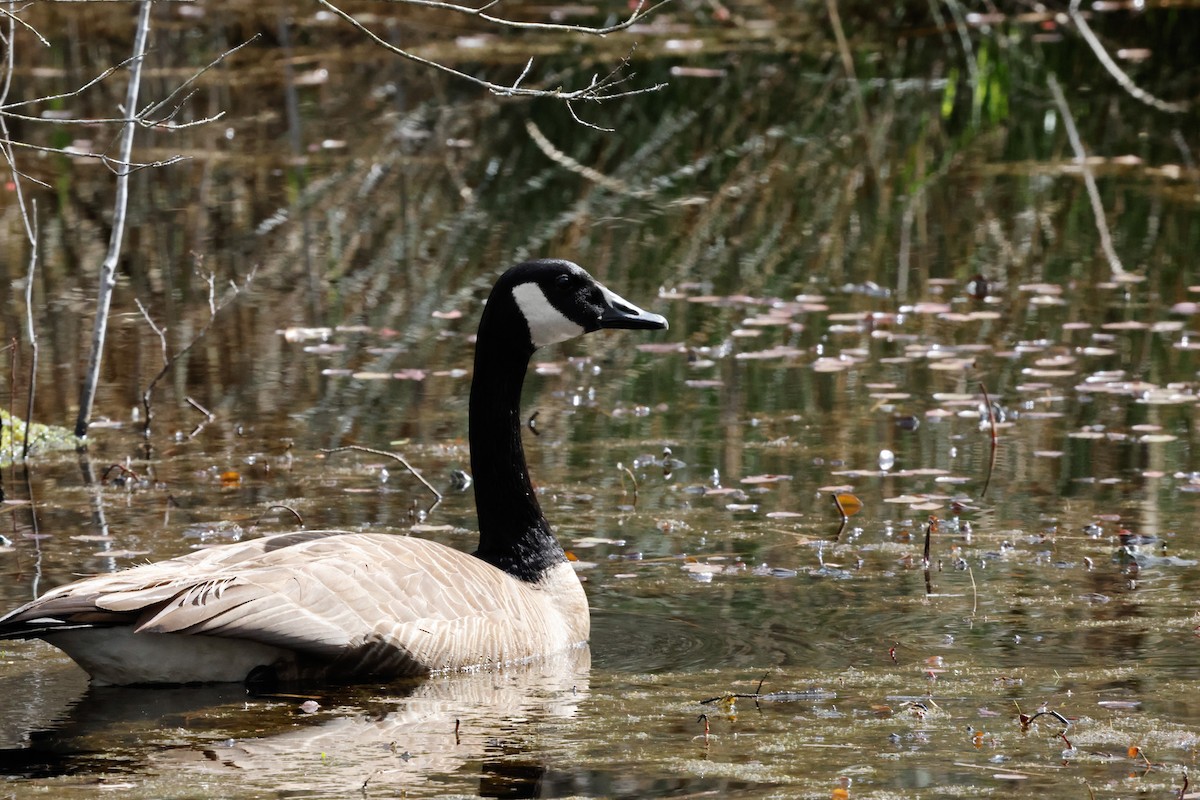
[{"left": 469, "top": 305, "right": 565, "bottom": 582}]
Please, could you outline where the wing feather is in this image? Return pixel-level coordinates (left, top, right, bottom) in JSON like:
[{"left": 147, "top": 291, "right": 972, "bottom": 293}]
[{"left": 0, "top": 530, "right": 588, "bottom": 680}]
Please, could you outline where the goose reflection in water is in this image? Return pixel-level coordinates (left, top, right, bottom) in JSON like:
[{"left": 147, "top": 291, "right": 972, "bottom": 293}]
[{"left": 0, "top": 648, "right": 590, "bottom": 799}]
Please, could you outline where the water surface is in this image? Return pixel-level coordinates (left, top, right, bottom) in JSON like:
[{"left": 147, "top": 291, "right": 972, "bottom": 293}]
[{"left": 2, "top": 2, "right": 1200, "bottom": 797}]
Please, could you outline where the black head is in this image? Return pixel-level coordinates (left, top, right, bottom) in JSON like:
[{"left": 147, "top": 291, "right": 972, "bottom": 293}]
[{"left": 487, "top": 259, "right": 668, "bottom": 351}]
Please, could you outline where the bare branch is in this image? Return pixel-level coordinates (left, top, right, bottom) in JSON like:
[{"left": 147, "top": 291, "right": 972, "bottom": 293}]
[
  {"left": 1, "top": 2, "right": 46, "bottom": 459},
  {"left": 317, "top": 0, "right": 667, "bottom": 103},
  {"left": 377, "top": 0, "right": 673, "bottom": 35},
  {"left": 77, "top": 0, "right": 153, "bottom": 439},
  {"left": 140, "top": 265, "right": 258, "bottom": 440},
  {"left": 21, "top": 201, "right": 38, "bottom": 460},
  {"left": 566, "top": 100, "right": 614, "bottom": 132},
  {"left": 3, "top": 35, "right": 253, "bottom": 132},
  {"left": 0, "top": 138, "right": 189, "bottom": 171},
  {"left": 0, "top": 5, "right": 50, "bottom": 48},
  {"left": 1, "top": 54, "right": 142, "bottom": 111},
  {"left": 138, "top": 33, "right": 261, "bottom": 124},
  {"left": 0, "top": 108, "right": 226, "bottom": 129},
  {"left": 133, "top": 297, "right": 169, "bottom": 366}
]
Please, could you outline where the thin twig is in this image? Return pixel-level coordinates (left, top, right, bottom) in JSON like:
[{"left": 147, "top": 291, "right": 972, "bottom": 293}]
[
  {"left": 0, "top": 108, "right": 224, "bottom": 129},
  {"left": 134, "top": 297, "right": 169, "bottom": 365},
  {"left": 318, "top": 0, "right": 667, "bottom": 105},
  {"left": 1019, "top": 708, "right": 1072, "bottom": 731},
  {"left": 1046, "top": 74, "right": 1127, "bottom": 279},
  {"left": 140, "top": 267, "right": 257, "bottom": 440},
  {"left": 619, "top": 463, "right": 638, "bottom": 505},
  {"left": 566, "top": 100, "right": 615, "bottom": 133},
  {"left": 0, "top": 6, "right": 49, "bottom": 48},
  {"left": 0, "top": 54, "right": 142, "bottom": 111},
  {"left": 138, "top": 34, "right": 261, "bottom": 126},
  {"left": 186, "top": 396, "right": 214, "bottom": 439},
  {"left": 322, "top": 445, "right": 443, "bottom": 505},
  {"left": 0, "top": 138, "right": 188, "bottom": 170},
  {"left": 0, "top": 0, "right": 45, "bottom": 460},
  {"left": 253, "top": 504, "right": 305, "bottom": 528}
]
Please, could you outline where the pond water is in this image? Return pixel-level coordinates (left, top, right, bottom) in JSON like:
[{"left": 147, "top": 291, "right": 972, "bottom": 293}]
[{"left": 2, "top": 2, "right": 1200, "bottom": 798}]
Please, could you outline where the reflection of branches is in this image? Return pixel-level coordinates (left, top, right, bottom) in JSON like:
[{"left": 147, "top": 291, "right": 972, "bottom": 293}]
[
  {"left": 1067, "top": 0, "right": 1187, "bottom": 115},
  {"left": 318, "top": 0, "right": 668, "bottom": 104},
  {"left": 1046, "top": 74, "right": 1127, "bottom": 279},
  {"left": 525, "top": 120, "right": 642, "bottom": 195},
  {"left": 382, "top": 0, "right": 672, "bottom": 34}
]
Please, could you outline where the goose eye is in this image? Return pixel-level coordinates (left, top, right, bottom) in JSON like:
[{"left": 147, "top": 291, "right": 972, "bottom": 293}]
[{"left": 555, "top": 274, "right": 571, "bottom": 287}]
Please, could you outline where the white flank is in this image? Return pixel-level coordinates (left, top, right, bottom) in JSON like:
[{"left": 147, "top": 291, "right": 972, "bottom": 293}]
[
  {"left": 46, "top": 627, "right": 289, "bottom": 685},
  {"left": 512, "top": 283, "right": 585, "bottom": 348}
]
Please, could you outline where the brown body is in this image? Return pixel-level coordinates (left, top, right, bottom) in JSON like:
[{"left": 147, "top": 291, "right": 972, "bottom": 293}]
[{"left": 6, "top": 531, "right": 589, "bottom": 685}]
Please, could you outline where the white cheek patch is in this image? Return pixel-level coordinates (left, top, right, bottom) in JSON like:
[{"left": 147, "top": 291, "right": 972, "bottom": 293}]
[{"left": 512, "top": 283, "right": 586, "bottom": 348}]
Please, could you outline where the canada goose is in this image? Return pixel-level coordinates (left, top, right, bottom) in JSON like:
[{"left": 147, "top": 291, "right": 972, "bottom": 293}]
[{"left": 0, "top": 260, "right": 668, "bottom": 685}]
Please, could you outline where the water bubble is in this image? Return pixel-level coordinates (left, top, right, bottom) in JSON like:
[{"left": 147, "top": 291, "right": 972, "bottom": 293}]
[{"left": 879, "top": 449, "right": 895, "bottom": 470}]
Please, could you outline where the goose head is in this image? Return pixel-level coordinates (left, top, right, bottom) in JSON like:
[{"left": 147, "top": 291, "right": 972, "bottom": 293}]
[
  {"left": 470, "top": 259, "right": 667, "bottom": 580},
  {"left": 484, "top": 259, "right": 668, "bottom": 354}
]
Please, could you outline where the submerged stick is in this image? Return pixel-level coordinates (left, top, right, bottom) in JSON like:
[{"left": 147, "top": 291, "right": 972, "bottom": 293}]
[
  {"left": 619, "top": 463, "right": 638, "bottom": 505},
  {"left": 923, "top": 515, "right": 936, "bottom": 596},
  {"left": 979, "top": 382, "right": 998, "bottom": 499},
  {"left": 322, "top": 445, "right": 443, "bottom": 505},
  {"left": 252, "top": 504, "right": 305, "bottom": 528},
  {"left": 831, "top": 492, "right": 849, "bottom": 540}
]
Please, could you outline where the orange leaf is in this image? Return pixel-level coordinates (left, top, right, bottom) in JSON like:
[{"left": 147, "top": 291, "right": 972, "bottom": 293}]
[{"left": 832, "top": 493, "right": 862, "bottom": 517}]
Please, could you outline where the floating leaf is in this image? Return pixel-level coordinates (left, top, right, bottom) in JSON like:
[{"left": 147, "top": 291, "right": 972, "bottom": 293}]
[
  {"left": 832, "top": 493, "right": 862, "bottom": 517},
  {"left": 740, "top": 474, "right": 793, "bottom": 485},
  {"left": 281, "top": 326, "right": 333, "bottom": 342}
]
